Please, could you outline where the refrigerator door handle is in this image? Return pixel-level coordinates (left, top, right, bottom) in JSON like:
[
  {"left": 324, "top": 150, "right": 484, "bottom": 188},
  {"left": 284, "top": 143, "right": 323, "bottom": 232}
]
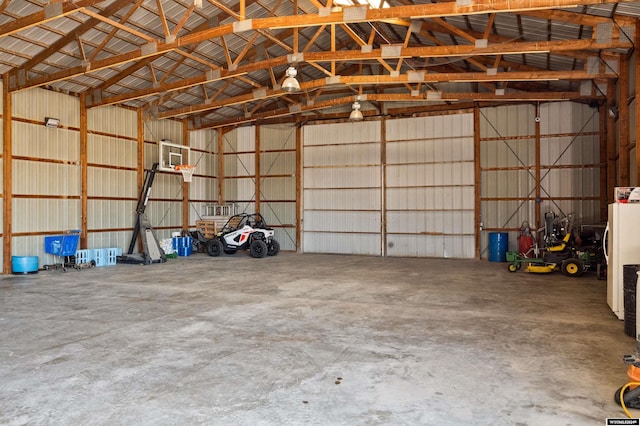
[{"left": 603, "top": 222, "right": 609, "bottom": 264}]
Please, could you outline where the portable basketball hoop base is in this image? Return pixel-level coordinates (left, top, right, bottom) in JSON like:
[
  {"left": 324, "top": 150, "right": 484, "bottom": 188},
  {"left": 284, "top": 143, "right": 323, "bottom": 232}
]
[{"left": 176, "top": 164, "right": 195, "bottom": 182}]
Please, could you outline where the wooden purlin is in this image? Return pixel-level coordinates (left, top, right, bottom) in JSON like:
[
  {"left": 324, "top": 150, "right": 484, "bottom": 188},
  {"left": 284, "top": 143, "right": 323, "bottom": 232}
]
[{"left": 7, "top": 1, "right": 634, "bottom": 93}]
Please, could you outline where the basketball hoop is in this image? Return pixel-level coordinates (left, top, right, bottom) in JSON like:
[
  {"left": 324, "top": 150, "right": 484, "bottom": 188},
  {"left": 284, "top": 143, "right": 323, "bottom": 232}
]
[{"left": 176, "top": 164, "right": 195, "bottom": 182}]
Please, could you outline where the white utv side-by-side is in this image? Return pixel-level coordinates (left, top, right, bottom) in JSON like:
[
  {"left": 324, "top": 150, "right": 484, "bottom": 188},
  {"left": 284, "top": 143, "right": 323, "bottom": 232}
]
[{"left": 206, "top": 213, "right": 280, "bottom": 258}]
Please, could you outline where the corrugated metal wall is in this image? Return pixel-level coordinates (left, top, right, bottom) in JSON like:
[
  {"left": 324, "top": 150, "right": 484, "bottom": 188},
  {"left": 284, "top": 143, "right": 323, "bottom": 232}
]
[
  {"left": 223, "top": 126, "right": 255, "bottom": 214},
  {"left": 480, "top": 102, "right": 600, "bottom": 255},
  {"left": 259, "top": 124, "right": 297, "bottom": 251},
  {"left": 303, "top": 121, "right": 382, "bottom": 255},
  {"left": 188, "top": 129, "right": 218, "bottom": 224},
  {"left": 386, "top": 114, "right": 475, "bottom": 258},
  {"left": 144, "top": 119, "right": 185, "bottom": 240},
  {"left": 11, "top": 88, "right": 81, "bottom": 265},
  {"left": 87, "top": 105, "right": 138, "bottom": 250}
]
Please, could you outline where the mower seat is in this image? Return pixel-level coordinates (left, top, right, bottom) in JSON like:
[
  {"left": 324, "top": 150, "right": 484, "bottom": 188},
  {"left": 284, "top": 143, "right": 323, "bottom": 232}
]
[{"left": 547, "top": 232, "right": 571, "bottom": 252}]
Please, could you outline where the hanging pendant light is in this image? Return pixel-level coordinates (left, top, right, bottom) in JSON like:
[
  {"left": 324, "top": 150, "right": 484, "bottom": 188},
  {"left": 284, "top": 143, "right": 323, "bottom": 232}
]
[
  {"left": 350, "top": 97, "right": 363, "bottom": 121},
  {"left": 282, "top": 66, "right": 301, "bottom": 92}
]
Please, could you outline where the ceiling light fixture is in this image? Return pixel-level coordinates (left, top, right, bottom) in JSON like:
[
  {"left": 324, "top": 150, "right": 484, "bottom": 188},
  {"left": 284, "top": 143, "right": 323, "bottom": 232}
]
[
  {"left": 282, "top": 66, "right": 301, "bottom": 93},
  {"left": 350, "top": 97, "right": 363, "bottom": 121},
  {"left": 44, "top": 117, "right": 60, "bottom": 128},
  {"left": 193, "top": 0, "right": 203, "bottom": 8}
]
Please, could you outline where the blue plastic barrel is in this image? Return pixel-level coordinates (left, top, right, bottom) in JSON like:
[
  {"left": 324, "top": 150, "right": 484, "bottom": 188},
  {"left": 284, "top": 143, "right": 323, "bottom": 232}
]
[
  {"left": 488, "top": 232, "right": 508, "bottom": 262},
  {"left": 173, "top": 236, "right": 192, "bottom": 256},
  {"left": 12, "top": 256, "right": 39, "bottom": 274}
]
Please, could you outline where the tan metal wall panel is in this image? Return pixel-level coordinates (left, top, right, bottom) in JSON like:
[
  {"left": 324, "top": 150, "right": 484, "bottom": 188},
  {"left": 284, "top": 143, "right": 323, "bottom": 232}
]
[
  {"left": 87, "top": 168, "right": 137, "bottom": 198},
  {"left": 13, "top": 160, "right": 80, "bottom": 196},
  {"left": 12, "top": 121, "right": 80, "bottom": 162},
  {"left": 11, "top": 87, "right": 80, "bottom": 127},
  {"left": 88, "top": 200, "right": 136, "bottom": 230},
  {"left": 260, "top": 124, "right": 297, "bottom": 151},
  {"left": 303, "top": 121, "right": 382, "bottom": 255},
  {"left": 13, "top": 199, "right": 80, "bottom": 234},
  {"left": 87, "top": 231, "right": 131, "bottom": 253},
  {"left": 88, "top": 134, "right": 137, "bottom": 169},
  {"left": 386, "top": 114, "right": 475, "bottom": 259},
  {"left": 260, "top": 176, "right": 295, "bottom": 200},
  {"left": 88, "top": 106, "right": 137, "bottom": 138}
]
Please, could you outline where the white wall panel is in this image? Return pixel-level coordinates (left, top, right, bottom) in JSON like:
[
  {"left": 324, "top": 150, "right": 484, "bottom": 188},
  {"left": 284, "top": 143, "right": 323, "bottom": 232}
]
[
  {"left": 88, "top": 168, "right": 137, "bottom": 198},
  {"left": 88, "top": 134, "right": 137, "bottom": 168},
  {"left": 260, "top": 177, "right": 295, "bottom": 199},
  {"left": 303, "top": 233, "right": 380, "bottom": 256},
  {"left": 12, "top": 122, "right": 79, "bottom": 162},
  {"left": 88, "top": 106, "right": 137, "bottom": 138},
  {"left": 87, "top": 231, "right": 130, "bottom": 252},
  {"left": 304, "top": 166, "right": 379, "bottom": 188},
  {"left": 13, "top": 161, "right": 79, "bottom": 196},
  {"left": 260, "top": 124, "right": 296, "bottom": 150},
  {"left": 88, "top": 200, "right": 136, "bottom": 230},
  {"left": 303, "top": 120, "right": 381, "bottom": 256},
  {"left": 304, "top": 143, "right": 379, "bottom": 167},
  {"left": 237, "top": 126, "right": 254, "bottom": 151},
  {"left": 304, "top": 188, "right": 380, "bottom": 210},
  {"left": 144, "top": 119, "right": 183, "bottom": 146},
  {"left": 304, "top": 121, "right": 380, "bottom": 146},
  {"left": 12, "top": 88, "right": 79, "bottom": 127},
  {"left": 13, "top": 199, "right": 80, "bottom": 233},
  {"left": 385, "top": 114, "right": 474, "bottom": 259}
]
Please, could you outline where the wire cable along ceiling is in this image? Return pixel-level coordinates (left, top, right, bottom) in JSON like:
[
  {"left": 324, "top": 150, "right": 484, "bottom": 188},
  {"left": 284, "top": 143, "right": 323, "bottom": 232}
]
[{"left": 0, "top": 0, "right": 636, "bottom": 128}]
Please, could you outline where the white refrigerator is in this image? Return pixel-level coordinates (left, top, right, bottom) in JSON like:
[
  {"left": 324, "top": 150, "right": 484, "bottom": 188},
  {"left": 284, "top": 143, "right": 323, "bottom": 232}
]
[{"left": 605, "top": 202, "right": 640, "bottom": 320}]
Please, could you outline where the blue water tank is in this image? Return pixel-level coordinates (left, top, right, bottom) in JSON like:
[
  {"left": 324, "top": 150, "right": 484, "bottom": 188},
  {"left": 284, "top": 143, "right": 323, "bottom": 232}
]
[
  {"left": 12, "top": 256, "right": 39, "bottom": 274},
  {"left": 488, "top": 232, "right": 508, "bottom": 262}
]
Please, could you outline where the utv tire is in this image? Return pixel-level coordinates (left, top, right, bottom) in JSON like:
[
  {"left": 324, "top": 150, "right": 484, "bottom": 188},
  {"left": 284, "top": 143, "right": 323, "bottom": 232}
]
[
  {"left": 561, "top": 258, "right": 584, "bottom": 277},
  {"left": 267, "top": 239, "right": 280, "bottom": 256},
  {"left": 250, "top": 240, "right": 268, "bottom": 258},
  {"left": 207, "top": 239, "right": 224, "bottom": 257}
]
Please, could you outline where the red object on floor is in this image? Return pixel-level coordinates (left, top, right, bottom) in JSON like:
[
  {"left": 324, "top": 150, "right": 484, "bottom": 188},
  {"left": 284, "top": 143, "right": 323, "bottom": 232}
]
[{"left": 519, "top": 235, "right": 533, "bottom": 256}]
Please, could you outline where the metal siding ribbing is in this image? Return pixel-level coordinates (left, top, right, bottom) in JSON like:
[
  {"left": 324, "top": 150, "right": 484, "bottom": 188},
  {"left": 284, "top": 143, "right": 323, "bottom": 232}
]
[
  {"left": 11, "top": 88, "right": 79, "bottom": 128},
  {"left": 259, "top": 125, "right": 296, "bottom": 250},
  {"left": 386, "top": 114, "right": 475, "bottom": 258},
  {"left": 87, "top": 168, "right": 137, "bottom": 198},
  {"left": 12, "top": 121, "right": 80, "bottom": 162},
  {"left": 13, "top": 199, "right": 80, "bottom": 233},
  {"left": 13, "top": 161, "right": 80, "bottom": 196},
  {"left": 260, "top": 124, "right": 297, "bottom": 151},
  {"left": 88, "top": 106, "right": 137, "bottom": 138},
  {"left": 303, "top": 121, "right": 381, "bottom": 255},
  {"left": 539, "top": 102, "right": 600, "bottom": 223},
  {"left": 88, "top": 134, "right": 137, "bottom": 168},
  {"left": 88, "top": 200, "right": 136, "bottom": 230},
  {"left": 480, "top": 105, "right": 537, "bottom": 254}
]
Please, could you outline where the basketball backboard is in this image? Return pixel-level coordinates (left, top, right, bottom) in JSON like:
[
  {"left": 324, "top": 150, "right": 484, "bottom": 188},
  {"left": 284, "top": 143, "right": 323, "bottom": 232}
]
[{"left": 159, "top": 140, "right": 191, "bottom": 172}]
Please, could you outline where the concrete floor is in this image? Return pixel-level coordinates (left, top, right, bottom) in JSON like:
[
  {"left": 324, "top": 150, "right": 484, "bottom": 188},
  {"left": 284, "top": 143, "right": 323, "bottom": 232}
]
[{"left": 0, "top": 252, "right": 635, "bottom": 425}]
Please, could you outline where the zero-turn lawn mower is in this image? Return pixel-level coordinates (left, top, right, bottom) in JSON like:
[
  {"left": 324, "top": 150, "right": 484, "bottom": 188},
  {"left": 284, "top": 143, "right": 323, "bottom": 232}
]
[{"left": 506, "top": 212, "right": 606, "bottom": 278}]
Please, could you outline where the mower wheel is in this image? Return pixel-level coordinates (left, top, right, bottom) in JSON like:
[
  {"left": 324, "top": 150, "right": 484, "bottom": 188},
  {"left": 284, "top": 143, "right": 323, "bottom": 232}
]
[
  {"left": 207, "top": 239, "right": 223, "bottom": 257},
  {"left": 507, "top": 263, "right": 518, "bottom": 272},
  {"left": 561, "top": 258, "right": 584, "bottom": 277},
  {"left": 614, "top": 385, "right": 640, "bottom": 408},
  {"left": 267, "top": 239, "right": 280, "bottom": 256},
  {"left": 250, "top": 240, "right": 268, "bottom": 258}
]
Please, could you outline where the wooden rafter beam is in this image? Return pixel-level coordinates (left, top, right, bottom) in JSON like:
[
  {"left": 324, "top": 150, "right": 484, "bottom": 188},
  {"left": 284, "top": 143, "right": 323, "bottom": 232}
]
[
  {"left": 157, "top": 69, "right": 609, "bottom": 119},
  {"left": 0, "top": 0, "right": 105, "bottom": 38},
  {"left": 191, "top": 90, "right": 598, "bottom": 129},
  {"left": 8, "top": 2, "right": 634, "bottom": 92},
  {"left": 87, "top": 33, "right": 626, "bottom": 108},
  {"left": 13, "top": 0, "right": 132, "bottom": 72}
]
